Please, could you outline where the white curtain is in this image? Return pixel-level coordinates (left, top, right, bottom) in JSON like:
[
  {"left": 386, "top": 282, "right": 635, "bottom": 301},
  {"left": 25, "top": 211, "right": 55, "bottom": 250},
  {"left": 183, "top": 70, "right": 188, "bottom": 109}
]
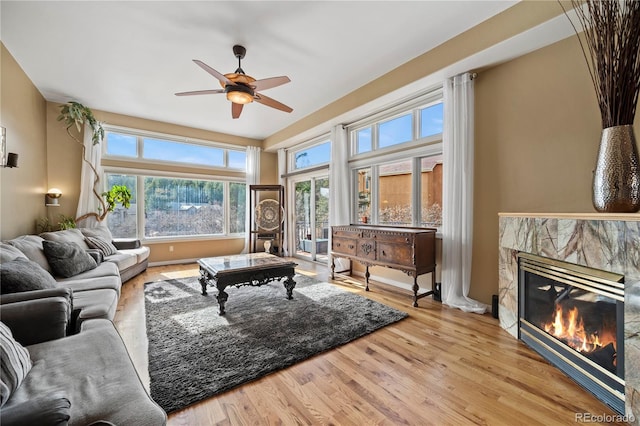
[
  {"left": 75, "top": 123, "right": 102, "bottom": 228},
  {"left": 441, "top": 73, "right": 489, "bottom": 314},
  {"left": 328, "top": 125, "right": 351, "bottom": 271},
  {"left": 277, "top": 148, "right": 288, "bottom": 256},
  {"left": 243, "top": 146, "right": 261, "bottom": 253}
]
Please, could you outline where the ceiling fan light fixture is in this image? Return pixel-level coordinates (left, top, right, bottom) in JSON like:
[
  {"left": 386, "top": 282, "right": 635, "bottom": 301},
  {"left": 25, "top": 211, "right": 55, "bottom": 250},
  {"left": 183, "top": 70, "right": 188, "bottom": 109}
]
[{"left": 225, "top": 84, "right": 254, "bottom": 104}]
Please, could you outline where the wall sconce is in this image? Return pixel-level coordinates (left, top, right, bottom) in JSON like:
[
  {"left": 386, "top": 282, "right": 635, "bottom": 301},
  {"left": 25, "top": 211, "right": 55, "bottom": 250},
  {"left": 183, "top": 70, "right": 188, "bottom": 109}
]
[
  {"left": 1, "top": 126, "right": 19, "bottom": 168},
  {"left": 46, "top": 188, "right": 62, "bottom": 206}
]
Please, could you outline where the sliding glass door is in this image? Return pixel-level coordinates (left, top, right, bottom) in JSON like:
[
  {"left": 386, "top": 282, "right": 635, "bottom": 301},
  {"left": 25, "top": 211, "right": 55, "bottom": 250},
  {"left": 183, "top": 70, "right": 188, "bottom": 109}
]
[{"left": 293, "top": 175, "right": 329, "bottom": 262}]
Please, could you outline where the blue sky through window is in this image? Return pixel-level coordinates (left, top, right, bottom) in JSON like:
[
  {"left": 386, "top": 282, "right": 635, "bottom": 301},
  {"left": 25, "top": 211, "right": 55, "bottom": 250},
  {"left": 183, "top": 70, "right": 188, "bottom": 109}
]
[
  {"left": 420, "top": 103, "right": 443, "bottom": 138},
  {"left": 106, "top": 133, "right": 137, "bottom": 157},
  {"left": 294, "top": 141, "right": 331, "bottom": 169},
  {"left": 143, "top": 138, "right": 224, "bottom": 166},
  {"left": 379, "top": 114, "right": 412, "bottom": 148}
]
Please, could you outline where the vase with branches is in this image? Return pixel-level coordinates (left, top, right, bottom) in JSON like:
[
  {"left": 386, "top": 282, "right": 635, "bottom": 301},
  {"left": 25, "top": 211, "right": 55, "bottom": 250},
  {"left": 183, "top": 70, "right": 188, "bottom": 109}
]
[
  {"left": 58, "top": 102, "right": 131, "bottom": 222},
  {"left": 560, "top": 0, "right": 640, "bottom": 212}
]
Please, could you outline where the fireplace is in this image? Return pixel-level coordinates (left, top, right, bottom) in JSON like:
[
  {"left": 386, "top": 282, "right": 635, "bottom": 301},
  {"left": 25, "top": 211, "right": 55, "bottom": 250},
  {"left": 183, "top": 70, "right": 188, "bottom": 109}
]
[{"left": 518, "top": 253, "right": 625, "bottom": 414}]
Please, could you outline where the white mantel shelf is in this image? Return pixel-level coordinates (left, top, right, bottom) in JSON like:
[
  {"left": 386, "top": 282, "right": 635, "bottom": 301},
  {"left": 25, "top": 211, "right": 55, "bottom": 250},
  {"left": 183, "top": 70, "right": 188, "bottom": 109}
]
[{"left": 498, "top": 212, "right": 640, "bottom": 221}]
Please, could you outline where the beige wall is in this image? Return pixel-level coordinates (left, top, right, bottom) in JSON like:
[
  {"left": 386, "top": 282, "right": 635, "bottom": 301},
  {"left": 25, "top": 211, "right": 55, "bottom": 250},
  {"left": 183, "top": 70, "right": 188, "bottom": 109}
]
[
  {"left": 472, "top": 35, "right": 640, "bottom": 304},
  {"left": 0, "top": 44, "right": 48, "bottom": 239}
]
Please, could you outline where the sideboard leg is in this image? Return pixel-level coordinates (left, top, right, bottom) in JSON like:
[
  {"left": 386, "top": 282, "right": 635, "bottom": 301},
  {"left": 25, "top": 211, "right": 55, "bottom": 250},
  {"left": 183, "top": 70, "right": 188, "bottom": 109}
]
[
  {"left": 412, "top": 274, "right": 420, "bottom": 307},
  {"left": 331, "top": 258, "right": 335, "bottom": 280},
  {"left": 365, "top": 266, "right": 370, "bottom": 291}
]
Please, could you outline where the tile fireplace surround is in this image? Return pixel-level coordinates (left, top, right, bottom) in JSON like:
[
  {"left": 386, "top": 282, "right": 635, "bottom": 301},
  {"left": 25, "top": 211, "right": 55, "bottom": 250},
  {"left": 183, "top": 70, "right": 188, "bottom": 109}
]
[{"left": 498, "top": 213, "right": 640, "bottom": 422}]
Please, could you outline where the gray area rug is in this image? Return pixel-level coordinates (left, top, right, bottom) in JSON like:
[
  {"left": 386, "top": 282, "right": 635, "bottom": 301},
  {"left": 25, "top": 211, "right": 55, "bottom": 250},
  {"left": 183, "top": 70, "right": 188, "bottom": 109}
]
[{"left": 144, "top": 274, "right": 408, "bottom": 413}]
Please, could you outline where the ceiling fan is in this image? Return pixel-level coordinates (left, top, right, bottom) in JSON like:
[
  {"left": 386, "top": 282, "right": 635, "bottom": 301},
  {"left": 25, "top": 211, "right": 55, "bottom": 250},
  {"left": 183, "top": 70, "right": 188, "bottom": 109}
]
[{"left": 175, "top": 45, "right": 292, "bottom": 119}]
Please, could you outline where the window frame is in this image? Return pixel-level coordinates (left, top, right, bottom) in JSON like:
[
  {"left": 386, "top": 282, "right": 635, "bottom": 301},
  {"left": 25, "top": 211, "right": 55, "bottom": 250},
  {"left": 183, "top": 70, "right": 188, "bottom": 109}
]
[
  {"left": 347, "top": 88, "right": 444, "bottom": 230},
  {"left": 102, "top": 125, "right": 247, "bottom": 171},
  {"left": 101, "top": 124, "right": 250, "bottom": 243},
  {"left": 104, "top": 168, "right": 247, "bottom": 243},
  {"left": 288, "top": 134, "right": 331, "bottom": 172}
]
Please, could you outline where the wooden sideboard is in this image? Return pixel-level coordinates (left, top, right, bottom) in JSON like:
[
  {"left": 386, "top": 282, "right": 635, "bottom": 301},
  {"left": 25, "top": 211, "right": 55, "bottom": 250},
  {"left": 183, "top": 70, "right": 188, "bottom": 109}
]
[{"left": 330, "top": 224, "right": 437, "bottom": 307}]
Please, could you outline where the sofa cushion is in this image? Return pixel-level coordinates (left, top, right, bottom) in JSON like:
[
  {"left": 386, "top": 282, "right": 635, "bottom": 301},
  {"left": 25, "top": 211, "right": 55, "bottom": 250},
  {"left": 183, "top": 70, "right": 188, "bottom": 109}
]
[
  {"left": 42, "top": 241, "right": 97, "bottom": 278},
  {"left": 71, "top": 289, "right": 119, "bottom": 327},
  {"left": 117, "top": 246, "right": 150, "bottom": 264},
  {"left": 0, "top": 258, "right": 57, "bottom": 294},
  {"left": 0, "top": 392, "right": 71, "bottom": 426},
  {"left": 57, "top": 274, "right": 121, "bottom": 297},
  {"left": 6, "top": 319, "right": 167, "bottom": 425},
  {"left": 0, "top": 243, "right": 28, "bottom": 264},
  {"left": 79, "top": 226, "right": 113, "bottom": 243},
  {"left": 6, "top": 235, "right": 51, "bottom": 273},
  {"left": 0, "top": 321, "right": 32, "bottom": 407},
  {"left": 55, "top": 262, "right": 120, "bottom": 283},
  {"left": 40, "top": 229, "right": 89, "bottom": 250},
  {"left": 103, "top": 252, "right": 137, "bottom": 272},
  {"left": 84, "top": 236, "right": 117, "bottom": 257}
]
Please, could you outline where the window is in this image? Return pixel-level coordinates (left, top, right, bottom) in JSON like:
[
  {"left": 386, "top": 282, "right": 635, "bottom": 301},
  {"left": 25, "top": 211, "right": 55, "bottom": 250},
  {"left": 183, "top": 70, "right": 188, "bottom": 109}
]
[
  {"left": 106, "top": 174, "right": 137, "bottom": 238},
  {"left": 143, "top": 138, "right": 224, "bottom": 167},
  {"left": 292, "top": 139, "right": 331, "bottom": 170},
  {"left": 104, "top": 128, "right": 246, "bottom": 170},
  {"left": 420, "top": 103, "right": 444, "bottom": 138},
  {"left": 356, "top": 128, "right": 372, "bottom": 153},
  {"left": 348, "top": 90, "right": 443, "bottom": 230},
  {"left": 379, "top": 114, "right": 412, "bottom": 149},
  {"left": 378, "top": 160, "right": 413, "bottom": 226},
  {"left": 106, "top": 133, "right": 137, "bottom": 158},
  {"left": 106, "top": 173, "right": 245, "bottom": 239},
  {"left": 102, "top": 126, "right": 248, "bottom": 240}
]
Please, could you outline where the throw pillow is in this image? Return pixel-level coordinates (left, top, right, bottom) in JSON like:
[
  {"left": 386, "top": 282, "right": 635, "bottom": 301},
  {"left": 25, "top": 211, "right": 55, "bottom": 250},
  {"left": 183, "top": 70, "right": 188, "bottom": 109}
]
[
  {"left": 0, "top": 243, "right": 28, "bottom": 263},
  {"left": 0, "top": 321, "right": 32, "bottom": 407},
  {"left": 79, "top": 226, "right": 113, "bottom": 243},
  {"left": 0, "top": 258, "right": 57, "bottom": 294},
  {"left": 42, "top": 240, "right": 97, "bottom": 278},
  {"left": 84, "top": 236, "right": 118, "bottom": 257}
]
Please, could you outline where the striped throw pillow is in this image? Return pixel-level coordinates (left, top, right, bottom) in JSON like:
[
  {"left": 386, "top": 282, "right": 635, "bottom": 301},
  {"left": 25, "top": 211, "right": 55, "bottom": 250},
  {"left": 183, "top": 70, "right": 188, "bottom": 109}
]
[
  {"left": 0, "top": 321, "right": 32, "bottom": 407},
  {"left": 85, "top": 236, "right": 118, "bottom": 257}
]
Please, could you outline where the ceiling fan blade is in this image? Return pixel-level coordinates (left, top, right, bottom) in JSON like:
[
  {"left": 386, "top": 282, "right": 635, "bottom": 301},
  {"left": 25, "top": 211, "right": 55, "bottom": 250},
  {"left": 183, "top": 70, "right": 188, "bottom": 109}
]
[
  {"left": 175, "top": 89, "right": 225, "bottom": 96},
  {"left": 252, "top": 76, "right": 291, "bottom": 91},
  {"left": 232, "top": 102, "right": 244, "bottom": 119},
  {"left": 254, "top": 93, "right": 293, "bottom": 113},
  {"left": 193, "top": 60, "right": 233, "bottom": 85}
]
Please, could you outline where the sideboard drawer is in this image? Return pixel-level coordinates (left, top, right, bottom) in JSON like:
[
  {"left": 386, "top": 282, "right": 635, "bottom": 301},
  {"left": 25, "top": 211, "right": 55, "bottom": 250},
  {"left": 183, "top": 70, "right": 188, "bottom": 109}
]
[
  {"left": 377, "top": 242, "right": 412, "bottom": 266},
  {"left": 375, "top": 233, "right": 414, "bottom": 245},
  {"left": 332, "top": 238, "right": 357, "bottom": 256},
  {"left": 356, "top": 239, "right": 377, "bottom": 260}
]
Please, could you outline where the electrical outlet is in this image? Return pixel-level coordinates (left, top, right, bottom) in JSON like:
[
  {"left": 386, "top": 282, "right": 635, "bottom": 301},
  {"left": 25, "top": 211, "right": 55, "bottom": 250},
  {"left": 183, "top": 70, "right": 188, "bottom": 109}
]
[{"left": 169, "top": 245, "right": 174, "bottom": 252}]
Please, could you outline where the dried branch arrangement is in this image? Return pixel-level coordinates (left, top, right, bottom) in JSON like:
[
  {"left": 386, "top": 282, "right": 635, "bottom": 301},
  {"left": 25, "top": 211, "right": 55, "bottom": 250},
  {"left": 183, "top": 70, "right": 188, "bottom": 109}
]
[{"left": 560, "top": 0, "right": 640, "bottom": 128}]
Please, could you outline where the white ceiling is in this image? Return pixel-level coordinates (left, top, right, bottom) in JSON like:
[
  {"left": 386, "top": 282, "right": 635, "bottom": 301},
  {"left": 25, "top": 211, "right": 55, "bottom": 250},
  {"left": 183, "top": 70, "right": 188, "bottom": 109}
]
[{"left": 1, "top": 1, "right": 528, "bottom": 140}]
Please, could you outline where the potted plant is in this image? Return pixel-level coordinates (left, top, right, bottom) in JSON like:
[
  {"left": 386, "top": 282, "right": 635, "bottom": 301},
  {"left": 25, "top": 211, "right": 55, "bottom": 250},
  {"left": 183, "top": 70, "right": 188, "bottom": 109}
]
[
  {"left": 58, "top": 101, "right": 130, "bottom": 222},
  {"left": 560, "top": 0, "right": 640, "bottom": 212}
]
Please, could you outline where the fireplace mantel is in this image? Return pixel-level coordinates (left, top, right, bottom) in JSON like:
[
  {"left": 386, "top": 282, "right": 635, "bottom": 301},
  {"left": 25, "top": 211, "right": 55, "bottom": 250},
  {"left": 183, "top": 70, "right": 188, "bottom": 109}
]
[
  {"left": 499, "top": 212, "right": 640, "bottom": 221},
  {"left": 498, "top": 213, "right": 639, "bottom": 422}
]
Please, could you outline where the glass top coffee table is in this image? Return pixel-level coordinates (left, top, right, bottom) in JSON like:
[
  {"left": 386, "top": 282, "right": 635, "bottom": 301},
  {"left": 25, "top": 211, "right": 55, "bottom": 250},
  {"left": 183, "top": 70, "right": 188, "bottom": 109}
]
[{"left": 198, "top": 253, "right": 298, "bottom": 315}]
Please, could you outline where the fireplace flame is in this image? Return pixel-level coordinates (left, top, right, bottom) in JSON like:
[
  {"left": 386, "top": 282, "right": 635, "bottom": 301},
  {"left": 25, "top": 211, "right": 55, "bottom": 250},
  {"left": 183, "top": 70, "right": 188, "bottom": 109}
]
[{"left": 543, "top": 305, "right": 616, "bottom": 355}]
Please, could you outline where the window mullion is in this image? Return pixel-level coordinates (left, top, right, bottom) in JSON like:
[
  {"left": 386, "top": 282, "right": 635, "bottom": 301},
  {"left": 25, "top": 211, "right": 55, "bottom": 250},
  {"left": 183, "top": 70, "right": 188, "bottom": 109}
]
[
  {"left": 412, "top": 157, "right": 421, "bottom": 227},
  {"left": 137, "top": 175, "right": 144, "bottom": 240},
  {"left": 370, "top": 166, "right": 379, "bottom": 225}
]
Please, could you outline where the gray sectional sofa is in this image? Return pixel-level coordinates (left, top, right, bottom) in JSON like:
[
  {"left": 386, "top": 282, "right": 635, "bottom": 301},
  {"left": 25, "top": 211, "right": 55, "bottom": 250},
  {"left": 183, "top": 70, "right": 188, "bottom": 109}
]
[
  {"left": 1, "top": 227, "right": 149, "bottom": 327},
  {"left": 0, "top": 227, "right": 165, "bottom": 425}
]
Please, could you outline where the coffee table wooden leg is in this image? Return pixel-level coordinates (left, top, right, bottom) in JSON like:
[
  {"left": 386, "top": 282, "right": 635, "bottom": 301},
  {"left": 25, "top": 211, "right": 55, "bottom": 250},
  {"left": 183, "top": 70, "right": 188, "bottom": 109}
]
[
  {"left": 283, "top": 274, "right": 296, "bottom": 300},
  {"left": 216, "top": 285, "right": 229, "bottom": 316},
  {"left": 199, "top": 269, "right": 208, "bottom": 295}
]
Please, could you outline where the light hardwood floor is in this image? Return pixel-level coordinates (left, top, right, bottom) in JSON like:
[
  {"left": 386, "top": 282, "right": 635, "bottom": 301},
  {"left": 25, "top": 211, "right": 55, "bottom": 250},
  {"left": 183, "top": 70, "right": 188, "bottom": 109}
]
[{"left": 114, "top": 259, "right": 628, "bottom": 425}]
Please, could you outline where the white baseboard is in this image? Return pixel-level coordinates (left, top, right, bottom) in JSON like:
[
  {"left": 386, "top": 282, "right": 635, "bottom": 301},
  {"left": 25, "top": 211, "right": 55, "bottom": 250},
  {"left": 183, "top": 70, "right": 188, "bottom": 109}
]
[
  {"left": 350, "top": 270, "right": 432, "bottom": 295},
  {"left": 148, "top": 258, "right": 200, "bottom": 267}
]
